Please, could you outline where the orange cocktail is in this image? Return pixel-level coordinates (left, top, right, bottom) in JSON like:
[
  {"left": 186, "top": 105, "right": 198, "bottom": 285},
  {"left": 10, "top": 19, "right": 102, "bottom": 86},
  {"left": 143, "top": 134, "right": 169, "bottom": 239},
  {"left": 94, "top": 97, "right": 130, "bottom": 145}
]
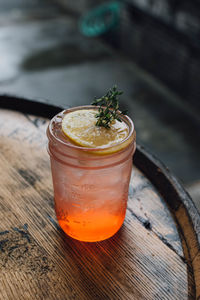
[{"left": 47, "top": 105, "right": 136, "bottom": 242}]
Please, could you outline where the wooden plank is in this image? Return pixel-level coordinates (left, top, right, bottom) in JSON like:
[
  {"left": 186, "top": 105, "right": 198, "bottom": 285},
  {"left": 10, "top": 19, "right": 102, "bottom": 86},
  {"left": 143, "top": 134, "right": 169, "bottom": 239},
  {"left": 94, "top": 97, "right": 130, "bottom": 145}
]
[
  {"left": 193, "top": 253, "right": 200, "bottom": 300},
  {"left": 0, "top": 109, "right": 47, "bottom": 147},
  {"left": 134, "top": 143, "right": 200, "bottom": 299},
  {"left": 175, "top": 205, "right": 200, "bottom": 299},
  {"left": 128, "top": 170, "right": 184, "bottom": 257}
]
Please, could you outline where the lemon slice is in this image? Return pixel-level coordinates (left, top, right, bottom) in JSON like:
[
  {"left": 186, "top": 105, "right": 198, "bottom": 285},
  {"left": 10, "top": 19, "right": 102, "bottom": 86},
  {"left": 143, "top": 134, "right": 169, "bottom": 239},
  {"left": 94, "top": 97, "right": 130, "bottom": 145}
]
[{"left": 61, "top": 109, "right": 130, "bottom": 153}]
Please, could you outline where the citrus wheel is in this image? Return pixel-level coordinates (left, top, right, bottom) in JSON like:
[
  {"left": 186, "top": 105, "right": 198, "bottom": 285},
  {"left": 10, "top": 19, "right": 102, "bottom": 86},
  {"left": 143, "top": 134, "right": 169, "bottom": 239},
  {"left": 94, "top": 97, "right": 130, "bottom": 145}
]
[{"left": 61, "top": 109, "right": 131, "bottom": 154}]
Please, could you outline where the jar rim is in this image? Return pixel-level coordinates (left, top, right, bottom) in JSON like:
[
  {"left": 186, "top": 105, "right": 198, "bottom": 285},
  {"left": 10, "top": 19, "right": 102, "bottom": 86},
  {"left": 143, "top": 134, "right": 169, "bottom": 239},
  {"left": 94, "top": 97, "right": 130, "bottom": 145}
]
[{"left": 47, "top": 105, "right": 135, "bottom": 153}]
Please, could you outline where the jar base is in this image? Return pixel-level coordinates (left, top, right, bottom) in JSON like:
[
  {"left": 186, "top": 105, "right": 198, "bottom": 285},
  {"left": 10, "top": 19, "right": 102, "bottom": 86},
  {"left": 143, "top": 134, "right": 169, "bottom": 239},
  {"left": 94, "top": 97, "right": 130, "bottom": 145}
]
[{"left": 58, "top": 218, "right": 125, "bottom": 242}]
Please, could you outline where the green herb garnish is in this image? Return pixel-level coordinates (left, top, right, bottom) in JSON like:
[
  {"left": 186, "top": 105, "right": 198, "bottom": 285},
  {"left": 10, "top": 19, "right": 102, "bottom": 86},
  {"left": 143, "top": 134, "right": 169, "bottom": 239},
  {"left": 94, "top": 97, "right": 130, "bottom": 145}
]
[{"left": 91, "top": 85, "right": 127, "bottom": 128}]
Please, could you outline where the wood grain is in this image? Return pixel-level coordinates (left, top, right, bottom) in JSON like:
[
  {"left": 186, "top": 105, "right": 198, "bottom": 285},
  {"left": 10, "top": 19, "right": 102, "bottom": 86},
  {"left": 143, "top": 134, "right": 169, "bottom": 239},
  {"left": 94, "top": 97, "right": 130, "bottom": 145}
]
[{"left": 0, "top": 107, "right": 199, "bottom": 299}]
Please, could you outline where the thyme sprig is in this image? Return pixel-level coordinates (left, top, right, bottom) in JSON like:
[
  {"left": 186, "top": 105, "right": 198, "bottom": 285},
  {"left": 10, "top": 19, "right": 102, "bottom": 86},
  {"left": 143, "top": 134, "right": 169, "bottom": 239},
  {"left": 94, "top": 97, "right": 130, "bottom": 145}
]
[{"left": 91, "top": 85, "right": 127, "bottom": 128}]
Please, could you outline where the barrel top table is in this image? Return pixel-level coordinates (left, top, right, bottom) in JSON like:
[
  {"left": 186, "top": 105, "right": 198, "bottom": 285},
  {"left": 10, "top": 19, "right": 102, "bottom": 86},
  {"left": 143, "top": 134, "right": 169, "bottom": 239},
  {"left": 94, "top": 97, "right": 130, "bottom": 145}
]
[{"left": 0, "top": 95, "right": 200, "bottom": 300}]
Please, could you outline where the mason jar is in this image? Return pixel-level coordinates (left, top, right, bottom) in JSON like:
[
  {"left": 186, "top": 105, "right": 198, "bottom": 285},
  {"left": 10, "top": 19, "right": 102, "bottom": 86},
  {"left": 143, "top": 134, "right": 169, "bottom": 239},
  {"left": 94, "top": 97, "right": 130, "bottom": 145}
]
[{"left": 47, "top": 106, "right": 136, "bottom": 242}]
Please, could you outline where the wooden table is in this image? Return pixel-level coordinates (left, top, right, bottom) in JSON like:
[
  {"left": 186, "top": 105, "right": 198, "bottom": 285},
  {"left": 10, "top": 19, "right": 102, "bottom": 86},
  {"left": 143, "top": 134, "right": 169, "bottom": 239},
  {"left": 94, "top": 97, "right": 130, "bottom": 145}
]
[{"left": 0, "top": 96, "right": 200, "bottom": 300}]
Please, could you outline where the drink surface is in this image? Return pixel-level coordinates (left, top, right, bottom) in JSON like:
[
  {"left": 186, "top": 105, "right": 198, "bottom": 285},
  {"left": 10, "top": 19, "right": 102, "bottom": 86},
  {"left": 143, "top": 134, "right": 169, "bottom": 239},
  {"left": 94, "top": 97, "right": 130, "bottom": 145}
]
[{"left": 48, "top": 106, "right": 135, "bottom": 242}]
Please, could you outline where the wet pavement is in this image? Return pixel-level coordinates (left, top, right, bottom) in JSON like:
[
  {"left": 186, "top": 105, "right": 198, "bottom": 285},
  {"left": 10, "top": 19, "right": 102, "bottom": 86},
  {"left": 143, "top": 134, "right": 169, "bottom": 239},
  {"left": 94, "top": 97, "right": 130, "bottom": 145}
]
[{"left": 0, "top": 0, "right": 199, "bottom": 208}]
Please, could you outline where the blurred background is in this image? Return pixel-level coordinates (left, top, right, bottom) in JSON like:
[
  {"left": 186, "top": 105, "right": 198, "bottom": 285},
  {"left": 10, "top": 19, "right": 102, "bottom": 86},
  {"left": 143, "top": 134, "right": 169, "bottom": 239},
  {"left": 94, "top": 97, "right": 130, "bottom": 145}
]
[{"left": 0, "top": 0, "right": 200, "bottom": 209}]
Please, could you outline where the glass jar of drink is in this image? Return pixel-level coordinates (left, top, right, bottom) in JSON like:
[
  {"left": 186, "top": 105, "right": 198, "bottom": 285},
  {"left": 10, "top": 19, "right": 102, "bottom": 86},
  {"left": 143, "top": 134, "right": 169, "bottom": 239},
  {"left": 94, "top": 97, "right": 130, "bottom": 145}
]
[{"left": 47, "top": 106, "right": 136, "bottom": 242}]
